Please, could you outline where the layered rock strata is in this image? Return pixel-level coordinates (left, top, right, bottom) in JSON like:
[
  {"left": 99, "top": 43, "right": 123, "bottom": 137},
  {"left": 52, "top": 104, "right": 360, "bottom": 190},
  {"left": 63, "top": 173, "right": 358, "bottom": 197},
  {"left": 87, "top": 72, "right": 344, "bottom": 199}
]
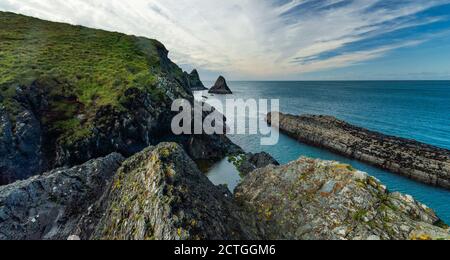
[{"left": 268, "top": 112, "right": 450, "bottom": 190}]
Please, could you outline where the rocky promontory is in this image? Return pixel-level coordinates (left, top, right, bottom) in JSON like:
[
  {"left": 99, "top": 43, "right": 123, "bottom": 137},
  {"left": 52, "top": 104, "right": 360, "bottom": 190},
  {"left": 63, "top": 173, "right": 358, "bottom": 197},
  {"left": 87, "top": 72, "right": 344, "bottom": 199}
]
[
  {"left": 208, "top": 76, "right": 233, "bottom": 94},
  {"left": 268, "top": 112, "right": 450, "bottom": 190},
  {"left": 236, "top": 157, "right": 450, "bottom": 240}
]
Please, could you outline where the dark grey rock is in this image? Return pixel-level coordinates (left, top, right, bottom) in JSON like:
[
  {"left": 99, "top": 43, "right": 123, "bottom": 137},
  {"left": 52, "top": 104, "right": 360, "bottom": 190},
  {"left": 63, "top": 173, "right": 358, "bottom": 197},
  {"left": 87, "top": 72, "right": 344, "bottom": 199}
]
[
  {"left": 208, "top": 76, "right": 232, "bottom": 94},
  {"left": 93, "top": 143, "right": 259, "bottom": 240},
  {"left": 0, "top": 105, "right": 45, "bottom": 185},
  {"left": 162, "top": 100, "right": 243, "bottom": 162},
  {"left": 268, "top": 112, "right": 450, "bottom": 190},
  {"left": 187, "top": 134, "right": 243, "bottom": 161},
  {"left": 185, "top": 69, "right": 207, "bottom": 91},
  {"left": 0, "top": 153, "right": 124, "bottom": 240},
  {"left": 249, "top": 152, "right": 279, "bottom": 168},
  {"left": 238, "top": 152, "right": 279, "bottom": 176}
]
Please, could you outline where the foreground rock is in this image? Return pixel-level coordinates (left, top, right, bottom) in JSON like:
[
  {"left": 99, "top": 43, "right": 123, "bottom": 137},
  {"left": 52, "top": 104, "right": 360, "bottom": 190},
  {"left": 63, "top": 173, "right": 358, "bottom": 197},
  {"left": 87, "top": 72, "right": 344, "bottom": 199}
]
[
  {"left": 185, "top": 69, "right": 207, "bottom": 91},
  {"left": 268, "top": 112, "right": 450, "bottom": 190},
  {"left": 208, "top": 76, "right": 233, "bottom": 94},
  {"left": 2, "top": 142, "right": 448, "bottom": 240},
  {"left": 0, "top": 153, "right": 124, "bottom": 240},
  {"left": 93, "top": 143, "right": 258, "bottom": 240},
  {"left": 235, "top": 157, "right": 450, "bottom": 240}
]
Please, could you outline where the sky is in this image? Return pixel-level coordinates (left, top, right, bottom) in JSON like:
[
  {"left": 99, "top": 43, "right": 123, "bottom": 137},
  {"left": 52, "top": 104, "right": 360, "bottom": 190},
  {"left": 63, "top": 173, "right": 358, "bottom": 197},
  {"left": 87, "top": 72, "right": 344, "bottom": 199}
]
[{"left": 2, "top": 0, "right": 450, "bottom": 80}]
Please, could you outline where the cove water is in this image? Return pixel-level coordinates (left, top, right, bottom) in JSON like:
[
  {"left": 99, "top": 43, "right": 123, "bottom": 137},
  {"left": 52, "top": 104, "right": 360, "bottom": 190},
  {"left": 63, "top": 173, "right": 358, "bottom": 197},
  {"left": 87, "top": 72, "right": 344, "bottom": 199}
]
[{"left": 194, "top": 81, "right": 450, "bottom": 223}]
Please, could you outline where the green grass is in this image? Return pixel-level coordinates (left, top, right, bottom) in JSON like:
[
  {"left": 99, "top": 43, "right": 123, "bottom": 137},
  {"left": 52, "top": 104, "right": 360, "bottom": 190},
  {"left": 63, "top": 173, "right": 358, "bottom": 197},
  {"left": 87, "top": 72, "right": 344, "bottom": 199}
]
[{"left": 0, "top": 11, "right": 172, "bottom": 144}]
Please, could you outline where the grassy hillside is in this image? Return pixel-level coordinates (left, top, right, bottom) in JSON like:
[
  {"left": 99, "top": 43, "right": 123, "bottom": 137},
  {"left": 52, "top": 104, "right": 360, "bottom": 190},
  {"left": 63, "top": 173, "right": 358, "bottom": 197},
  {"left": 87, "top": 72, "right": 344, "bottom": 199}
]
[{"left": 0, "top": 11, "right": 186, "bottom": 145}]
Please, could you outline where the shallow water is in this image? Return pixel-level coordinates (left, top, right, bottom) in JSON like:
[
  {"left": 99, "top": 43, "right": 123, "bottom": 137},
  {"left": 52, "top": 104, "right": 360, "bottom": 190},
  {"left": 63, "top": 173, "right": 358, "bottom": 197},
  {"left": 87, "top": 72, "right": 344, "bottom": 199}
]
[
  {"left": 205, "top": 158, "right": 242, "bottom": 192},
  {"left": 195, "top": 81, "right": 450, "bottom": 223}
]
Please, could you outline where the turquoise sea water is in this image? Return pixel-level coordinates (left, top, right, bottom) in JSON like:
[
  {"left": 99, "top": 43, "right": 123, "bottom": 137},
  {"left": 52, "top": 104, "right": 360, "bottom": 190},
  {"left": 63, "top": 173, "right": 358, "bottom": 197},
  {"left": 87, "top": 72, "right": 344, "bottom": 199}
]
[{"left": 195, "top": 81, "right": 450, "bottom": 223}]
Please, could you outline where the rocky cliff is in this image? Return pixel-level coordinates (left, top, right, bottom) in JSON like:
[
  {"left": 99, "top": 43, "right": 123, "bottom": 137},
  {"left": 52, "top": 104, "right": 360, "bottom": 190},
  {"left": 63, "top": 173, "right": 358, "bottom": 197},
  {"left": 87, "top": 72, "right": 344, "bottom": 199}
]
[
  {"left": 184, "top": 69, "right": 207, "bottom": 91},
  {"left": 0, "top": 12, "right": 234, "bottom": 185},
  {"left": 268, "top": 112, "right": 450, "bottom": 190},
  {"left": 235, "top": 157, "right": 450, "bottom": 240}
]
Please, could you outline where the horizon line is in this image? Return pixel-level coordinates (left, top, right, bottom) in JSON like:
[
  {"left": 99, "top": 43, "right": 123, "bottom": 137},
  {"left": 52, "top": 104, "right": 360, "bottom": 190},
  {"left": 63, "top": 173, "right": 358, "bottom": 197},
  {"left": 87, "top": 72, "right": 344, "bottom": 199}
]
[{"left": 203, "top": 79, "right": 450, "bottom": 82}]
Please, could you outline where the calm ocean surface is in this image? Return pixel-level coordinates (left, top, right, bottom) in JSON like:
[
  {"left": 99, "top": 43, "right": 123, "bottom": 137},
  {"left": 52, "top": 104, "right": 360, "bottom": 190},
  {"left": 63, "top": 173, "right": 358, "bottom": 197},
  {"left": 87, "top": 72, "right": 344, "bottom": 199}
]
[{"left": 195, "top": 81, "right": 450, "bottom": 223}]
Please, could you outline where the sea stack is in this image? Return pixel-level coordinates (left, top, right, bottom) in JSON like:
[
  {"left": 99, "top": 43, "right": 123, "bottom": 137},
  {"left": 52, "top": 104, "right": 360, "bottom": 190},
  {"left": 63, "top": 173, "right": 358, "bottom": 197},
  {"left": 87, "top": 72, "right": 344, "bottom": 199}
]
[
  {"left": 186, "top": 69, "right": 207, "bottom": 90},
  {"left": 209, "top": 76, "right": 233, "bottom": 94}
]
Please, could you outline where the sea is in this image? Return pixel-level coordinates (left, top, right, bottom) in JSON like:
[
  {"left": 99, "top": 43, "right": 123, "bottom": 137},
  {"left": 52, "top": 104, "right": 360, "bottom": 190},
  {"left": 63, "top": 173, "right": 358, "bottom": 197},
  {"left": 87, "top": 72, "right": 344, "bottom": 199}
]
[{"left": 194, "top": 81, "right": 450, "bottom": 223}]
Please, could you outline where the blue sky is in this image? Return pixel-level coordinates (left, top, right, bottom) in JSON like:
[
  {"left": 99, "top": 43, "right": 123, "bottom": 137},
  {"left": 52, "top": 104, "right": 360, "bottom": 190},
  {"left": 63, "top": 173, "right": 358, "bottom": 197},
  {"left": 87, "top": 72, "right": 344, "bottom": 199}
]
[{"left": 1, "top": 0, "right": 450, "bottom": 80}]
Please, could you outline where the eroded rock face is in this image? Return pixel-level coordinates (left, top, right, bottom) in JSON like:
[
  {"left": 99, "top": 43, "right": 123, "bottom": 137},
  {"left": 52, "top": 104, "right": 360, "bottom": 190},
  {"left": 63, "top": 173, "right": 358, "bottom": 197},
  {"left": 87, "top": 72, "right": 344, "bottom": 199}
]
[
  {"left": 93, "top": 143, "right": 258, "bottom": 240},
  {"left": 0, "top": 153, "right": 124, "bottom": 240},
  {"left": 185, "top": 69, "right": 207, "bottom": 91},
  {"left": 237, "top": 152, "right": 280, "bottom": 176},
  {"left": 268, "top": 112, "right": 450, "bottom": 190},
  {"left": 0, "top": 106, "right": 45, "bottom": 185},
  {"left": 235, "top": 157, "right": 450, "bottom": 240},
  {"left": 160, "top": 100, "right": 243, "bottom": 162},
  {"left": 54, "top": 85, "right": 177, "bottom": 168},
  {"left": 208, "top": 76, "right": 232, "bottom": 94}
]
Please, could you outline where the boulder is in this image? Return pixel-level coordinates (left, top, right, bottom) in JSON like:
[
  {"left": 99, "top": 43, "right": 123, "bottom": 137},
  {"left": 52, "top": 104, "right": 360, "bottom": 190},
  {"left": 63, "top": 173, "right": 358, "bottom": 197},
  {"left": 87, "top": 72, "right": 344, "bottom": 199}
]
[
  {"left": 208, "top": 76, "right": 232, "bottom": 94},
  {"left": 235, "top": 157, "right": 450, "bottom": 240},
  {"left": 0, "top": 153, "right": 124, "bottom": 240}
]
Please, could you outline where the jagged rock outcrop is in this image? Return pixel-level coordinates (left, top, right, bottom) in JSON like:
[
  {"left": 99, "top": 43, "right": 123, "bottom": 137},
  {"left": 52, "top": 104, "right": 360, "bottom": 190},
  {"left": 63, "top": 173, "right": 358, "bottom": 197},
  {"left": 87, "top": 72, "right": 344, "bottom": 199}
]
[
  {"left": 0, "top": 106, "right": 45, "bottom": 185},
  {"left": 208, "top": 76, "right": 232, "bottom": 94},
  {"left": 235, "top": 157, "right": 450, "bottom": 240},
  {"left": 236, "top": 152, "right": 280, "bottom": 176},
  {"left": 93, "top": 143, "right": 258, "bottom": 240},
  {"left": 2, "top": 142, "right": 448, "bottom": 240},
  {"left": 268, "top": 112, "right": 450, "bottom": 190},
  {"left": 161, "top": 100, "right": 243, "bottom": 161},
  {"left": 185, "top": 69, "right": 207, "bottom": 91},
  {"left": 186, "top": 134, "right": 243, "bottom": 162},
  {"left": 0, "top": 153, "right": 124, "bottom": 240}
]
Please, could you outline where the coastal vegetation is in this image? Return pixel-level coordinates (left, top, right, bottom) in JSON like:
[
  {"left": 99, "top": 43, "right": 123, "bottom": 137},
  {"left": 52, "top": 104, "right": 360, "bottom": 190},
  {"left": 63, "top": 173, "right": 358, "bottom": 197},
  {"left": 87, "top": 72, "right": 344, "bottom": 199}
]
[
  {"left": 0, "top": 11, "right": 173, "bottom": 144},
  {"left": 0, "top": 11, "right": 196, "bottom": 184}
]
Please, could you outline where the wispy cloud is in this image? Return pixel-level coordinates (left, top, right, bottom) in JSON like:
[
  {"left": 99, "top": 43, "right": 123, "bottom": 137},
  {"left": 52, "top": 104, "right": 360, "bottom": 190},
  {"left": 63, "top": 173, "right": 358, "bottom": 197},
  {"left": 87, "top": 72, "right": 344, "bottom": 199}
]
[{"left": 1, "top": 0, "right": 449, "bottom": 79}]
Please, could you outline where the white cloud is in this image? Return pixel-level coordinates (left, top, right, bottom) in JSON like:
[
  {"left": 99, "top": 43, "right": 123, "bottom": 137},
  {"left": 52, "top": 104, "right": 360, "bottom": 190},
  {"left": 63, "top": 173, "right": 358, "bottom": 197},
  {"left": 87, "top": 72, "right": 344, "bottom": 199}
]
[
  {"left": 0, "top": 0, "right": 448, "bottom": 79},
  {"left": 292, "top": 39, "right": 426, "bottom": 74}
]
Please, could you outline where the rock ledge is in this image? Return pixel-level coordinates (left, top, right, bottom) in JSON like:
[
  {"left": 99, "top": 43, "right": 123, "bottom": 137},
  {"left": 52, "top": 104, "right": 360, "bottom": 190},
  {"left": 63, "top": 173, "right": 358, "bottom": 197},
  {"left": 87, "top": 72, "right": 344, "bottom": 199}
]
[{"left": 268, "top": 112, "right": 450, "bottom": 190}]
